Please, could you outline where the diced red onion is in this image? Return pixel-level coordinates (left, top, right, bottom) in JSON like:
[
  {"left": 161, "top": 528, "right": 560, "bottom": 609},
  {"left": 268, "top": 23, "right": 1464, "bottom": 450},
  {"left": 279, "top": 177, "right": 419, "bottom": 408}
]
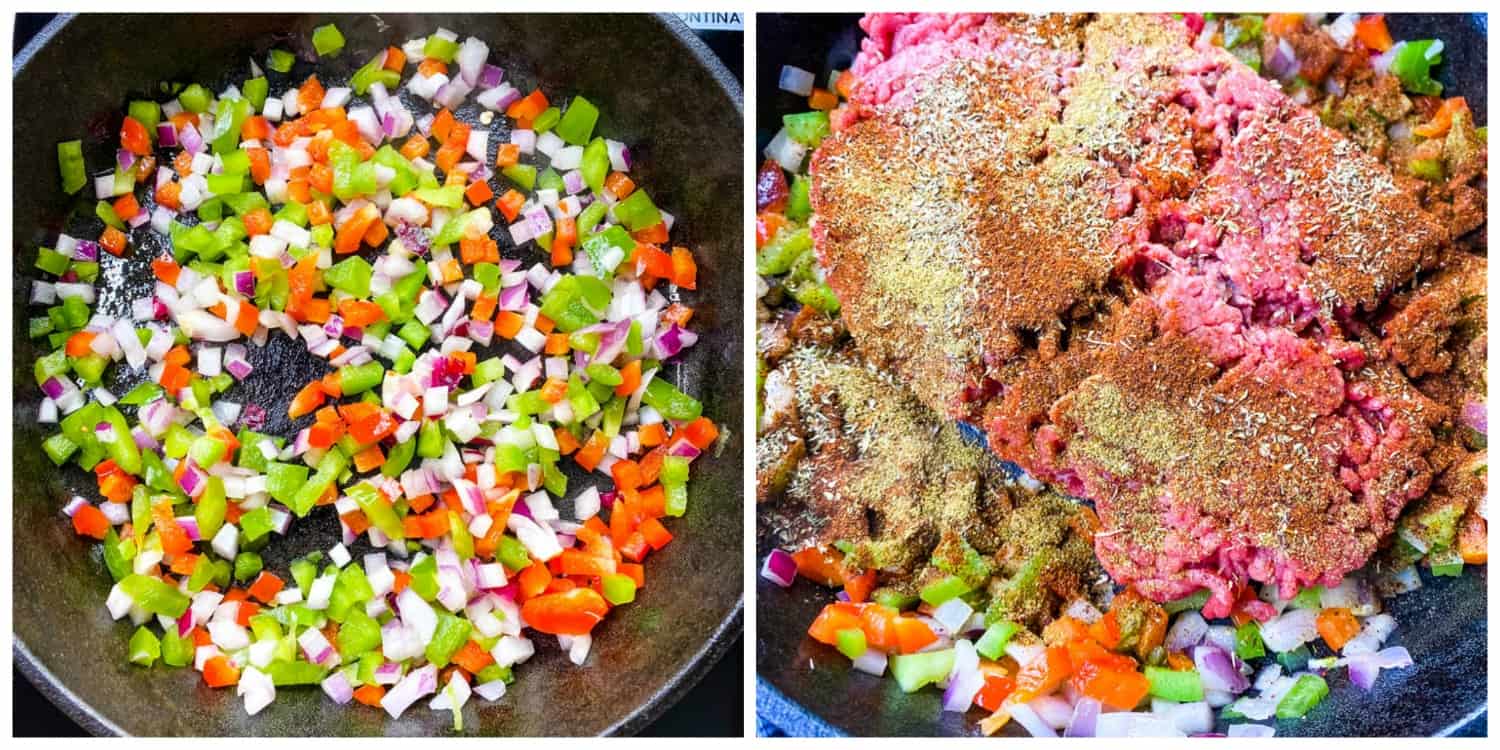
[
  {"left": 321, "top": 671, "right": 354, "bottom": 704},
  {"left": 1028, "top": 694, "right": 1074, "bottom": 729},
  {"left": 1153, "top": 699, "right": 1214, "bottom": 735},
  {"left": 1266, "top": 38, "right": 1299, "bottom": 80},
  {"left": 1095, "top": 712, "right": 1186, "bottom": 737},
  {"left": 478, "top": 64, "right": 505, "bottom": 89},
  {"left": 760, "top": 549, "right": 797, "bottom": 588},
  {"left": 1345, "top": 646, "right": 1413, "bottom": 690},
  {"left": 778, "top": 65, "right": 814, "bottom": 95},
  {"left": 156, "top": 122, "right": 178, "bottom": 147},
  {"left": 180, "top": 123, "right": 204, "bottom": 154},
  {"left": 1064, "top": 696, "right": 1101, "bottom": 737},
  {"left": 380, "top": 663, "right": 437, "bottom": 719},
  {"left": 654, "top": 324, "right": 698, "bottom": 359},
  {"left": 1227, "top": 724, "right": 1275, "bottom": 738},
  {"left": 1193, "top": 644, "right": 1248, "bottom": 693},
  {"left": 1008, "top": 702, "right": 1059, "bottom": 738},
  {"left": 851, "top": 648, "right": 887, "bottom": 676},
  {"left": 1461, "top": 400, "right": 1486, "bottom": 436},
  {"left": 456, "top": 37, "right": 490, "bottom": 86},
  {"left": 605, "top": 140, "right": 631, "bottom": 172},
  {"left": 1257, "top": 608, "right": 1318, "bottom": 652},
  {"left": 477, "top": 83, "right": 520, "bottom": 112},
  {"left": 62, "top": 496, "right": 89, "bottom": 518}
]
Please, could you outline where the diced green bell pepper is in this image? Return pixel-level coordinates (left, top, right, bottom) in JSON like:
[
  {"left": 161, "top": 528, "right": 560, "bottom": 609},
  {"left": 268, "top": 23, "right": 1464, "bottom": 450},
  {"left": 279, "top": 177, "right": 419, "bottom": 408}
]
[
  {"left": 642, "top": 377, "right": 702, "bottom": 421},
  {"left": 1275, "top": 674, "right": 1329, "bottom": 719},
  {"left": 835, "top": 628, "right": 867, "bottom": 660},
  {"left": 975, "top": 621, "right": 1020, "bottom": 660},
  {"left": 129, "top": 626, "right": 162, "bottom": 666},
  {"left": 1145, "top": 665, "right": 1204, "bottom": 702},
  {"left": 612, "top": 189, "right": 661, "bottom": 232},
  {"left": 602, "top": 573, "right": 637, "bottom": 605},
  {"left": 556, "top": 96, "right": 600, "bottom": 146},
  {"left": 348, "top": 481, "right": 404, "bottom": 541},
  {"left": 120, "top": 574, "right": 191, "bottom": 617},
  {"left": 312, "top": 24, "right": 346, "bottom": 57},
  {"left": 1390, "top": 39, "right": 1444, "bottom": 96},
  {"left": 890, "top": 649, "right": 955, "bottom": 693},
  {"left": 58, "top": 140, "right": 87, "bottom": 194}
]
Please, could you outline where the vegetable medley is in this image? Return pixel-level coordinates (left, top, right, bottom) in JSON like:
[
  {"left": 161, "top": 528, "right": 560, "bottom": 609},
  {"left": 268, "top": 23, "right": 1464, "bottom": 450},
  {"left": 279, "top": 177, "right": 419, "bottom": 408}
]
[
  {"left": 34, "top": 23, "right": 719, "bottom": 723},
  {"left": 759, "top": 12, "right": 1483, "bottom": 738}
]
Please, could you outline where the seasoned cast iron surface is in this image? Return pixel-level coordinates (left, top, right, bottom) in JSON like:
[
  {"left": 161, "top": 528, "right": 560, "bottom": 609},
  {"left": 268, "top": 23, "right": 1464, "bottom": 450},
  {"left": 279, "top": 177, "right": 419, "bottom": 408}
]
[
  {"left": 753, "top": 12, "right": 1487, "bottom": 738},
  {"left": 14, "top": 13, "right": 743, "bottom": 736}
]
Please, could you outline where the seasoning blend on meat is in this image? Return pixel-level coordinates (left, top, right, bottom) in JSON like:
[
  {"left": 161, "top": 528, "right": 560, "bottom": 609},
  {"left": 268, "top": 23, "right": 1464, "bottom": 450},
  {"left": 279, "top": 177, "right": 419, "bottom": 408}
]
[{"left": 810, "top": 13, "right": 1478, "bottom": 617}]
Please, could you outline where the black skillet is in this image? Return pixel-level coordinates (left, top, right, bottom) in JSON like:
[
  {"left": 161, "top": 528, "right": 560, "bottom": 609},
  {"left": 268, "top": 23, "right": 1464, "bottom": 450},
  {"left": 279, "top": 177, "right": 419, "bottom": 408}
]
[
  {"left": 754, "top": 12, "right": 1487, "bottom": 737},
  {"left": 13, "top": 13, "right": 742, "bottom": 736}
]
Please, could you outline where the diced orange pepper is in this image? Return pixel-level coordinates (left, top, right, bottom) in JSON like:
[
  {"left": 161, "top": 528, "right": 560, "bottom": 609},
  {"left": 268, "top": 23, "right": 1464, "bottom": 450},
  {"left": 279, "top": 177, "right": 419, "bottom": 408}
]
[
  {"left": 494, "top": 310, "right": 525, "bottom": 339},
  {"left": 670, "top": 247, "right": 697, "bottom": 290},
  {"left": 400, "top": 135, "right": 431, "bottom": 161},
  {"left": 574, "top": 430, "right": 609, "bottom": 472},
  {"left": 835, "top": 70, "right": 856, "bottom": 99},
  {"left": 335, "top": 204, "right": 381, "bottom": 255},
  {"left": 495, "top": 189, "right": 526, "bottom": 222},
  {"left": 71, "top": 504, "right": 110, "bottom": 540},
  {"left": 1413, "top": 97, "right": 1470, "bottom": 138},
  {"left": 494, "top": 143, "right": 521, "bottom": 168},
  {"left": 544, "top": 333, "right": 570, "bottom": 356},
  {"left": 352, "top": 683, "right": 386, "bottom": 706},
  {"left": 1072, "top": 659, "right": 1149, "bottom": 710},
  {"left": 807, "top": 602, "right": 864, "bottom": 646},
  {"left": 353, "top": 444, "right": 386, "bottom": 473},
  {"left": 554, "top": 428, "right": 580, "bottom": 455},
  {"left": 434, "top": 143, "right": 464, "bottom": 173},
  {"left": 470, "top": 294, "right": 497, "bottom": 322},
  {"left": 974, "top": 673, "right": 1018, "bottom": 713},
  {"left": 505, "top": 89, "right": 549, "bottom": 122},
  {"left": 451, "top": 639, "right": 494, "bottom": 674},
  {"left": 808, "top": 88, "right": 838, "bottom": 111},
  {"left": 242, "top": 207, "right": 274, "bottom": 237},
  {"left": 298, "top": 76, "right": 326, "bottom": 114},
  {"left": 604, "top": 172, "right": 635, "bottom": 200},
  {"left": 1014, "top": 645, "right": 1073, "bottom": 701},
  {"left": 637, "top": 516, "right": 672, "bottom": 550},
  {"left": 159, "top": 363, "right": 191, "bottom": 393},
  {"left": 465, "top": 179, "right": 494, "bottom": 207},
  {"left": 120, "top": 116, "right": 152, "bottom": 156},
  {"left": 154, "top": 180, "right": 182, "bottom": 211},
  {"left": 1316, "top": 607, "right": 1361, "bottom": 652},
  {"left": 112, "top": 193, "right": 141, "bottom": 223},
  {"left": 383, "top": 46, "right": 407, "bottom": 71},
  {"left": 152, "top": 500, "right": 193, "bottom": 555},
  {"left": 518, "top": 561, "right": 552, "bottom": 599},
  {"left": 151, "top": 257, "right": 181, "bottom": 285},
  {"left": 99, "top": 226, "right": 128, "bottom": 256},
  {"left": 842, "top": 569, "right": 876, "bottom": 604},
  {"left": 1354, "top": 14, "right": 1394, "bottom": 52},
  {"left": 681, "top": 417, "right": 718, "bottom": 450},
  {"left": 246, "top": 572, "right": 285, "bottom": 604},
  {"left": 632, "top": 222, "right": 669, "bottom": 245},
  {"left": 423, "top": 55, "right": 450, "bottom": 79},
  {"left": 288, "top": 381, "right": 327, "bottom": 419},
  {"left": 203, "top": 656, "right": 241, "bottom": 688},
  {"left": 791, "top": 546, "right": 844, "bottom": 587},
  {"left": 65, "top": 331, "right": 97, "bottom": 357}
]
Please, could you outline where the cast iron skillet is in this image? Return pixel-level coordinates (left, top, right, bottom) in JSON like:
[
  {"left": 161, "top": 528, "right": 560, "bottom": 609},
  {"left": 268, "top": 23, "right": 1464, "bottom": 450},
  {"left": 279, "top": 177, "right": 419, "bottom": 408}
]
[
  {"left": 755, "top": 13, "right": 1487, "bottom": 737},
  {"left": 13, "top": 13, "right": 743, "bottom": 736}
]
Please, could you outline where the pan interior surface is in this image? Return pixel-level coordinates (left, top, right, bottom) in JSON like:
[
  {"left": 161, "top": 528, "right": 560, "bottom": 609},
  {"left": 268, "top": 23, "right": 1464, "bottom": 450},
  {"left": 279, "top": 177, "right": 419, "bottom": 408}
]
[
  {"left": 13, "top": 13, "right": 742, "bottom": 736},
  {"left": 753, "top": 11, "right": 1487, "bottom": 738}
]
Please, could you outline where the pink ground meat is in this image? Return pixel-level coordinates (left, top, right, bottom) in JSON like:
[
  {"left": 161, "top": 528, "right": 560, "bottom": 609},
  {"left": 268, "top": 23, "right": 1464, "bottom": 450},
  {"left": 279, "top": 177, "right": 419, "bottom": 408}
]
[{"left": 821, "top": 13, "right": 1446, "bottom": 617}]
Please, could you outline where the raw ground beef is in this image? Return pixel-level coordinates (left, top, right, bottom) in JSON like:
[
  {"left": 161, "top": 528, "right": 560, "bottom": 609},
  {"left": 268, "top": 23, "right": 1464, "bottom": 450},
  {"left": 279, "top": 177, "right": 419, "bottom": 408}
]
[{"left": 813, "top": 13, "right": 1470, "bottom": 617}]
